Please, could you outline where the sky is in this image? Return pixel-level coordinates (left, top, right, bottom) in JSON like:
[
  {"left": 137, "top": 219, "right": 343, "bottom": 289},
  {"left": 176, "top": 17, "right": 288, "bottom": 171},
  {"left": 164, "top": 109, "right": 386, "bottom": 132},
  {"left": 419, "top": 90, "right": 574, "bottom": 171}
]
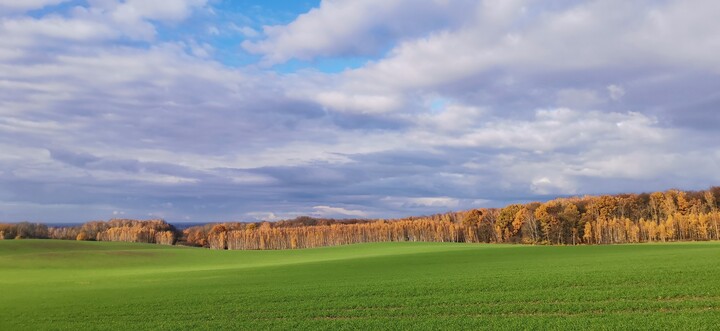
[{"left": 1, "top": 0, "right": 719, "bottom": 223}]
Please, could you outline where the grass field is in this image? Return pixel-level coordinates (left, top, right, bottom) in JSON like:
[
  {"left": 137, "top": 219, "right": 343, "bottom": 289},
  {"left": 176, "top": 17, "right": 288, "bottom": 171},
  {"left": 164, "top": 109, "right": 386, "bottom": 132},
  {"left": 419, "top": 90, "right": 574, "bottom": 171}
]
[{"left": 2, "top": 241, "right": 720, "bottom": 330}]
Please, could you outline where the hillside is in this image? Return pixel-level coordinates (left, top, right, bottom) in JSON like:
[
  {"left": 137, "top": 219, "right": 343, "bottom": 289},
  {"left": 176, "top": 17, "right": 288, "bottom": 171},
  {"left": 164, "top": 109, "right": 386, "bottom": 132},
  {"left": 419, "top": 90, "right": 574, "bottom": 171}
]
[{"left": 2, "top": 240, "right": 720, "bottom": 329}]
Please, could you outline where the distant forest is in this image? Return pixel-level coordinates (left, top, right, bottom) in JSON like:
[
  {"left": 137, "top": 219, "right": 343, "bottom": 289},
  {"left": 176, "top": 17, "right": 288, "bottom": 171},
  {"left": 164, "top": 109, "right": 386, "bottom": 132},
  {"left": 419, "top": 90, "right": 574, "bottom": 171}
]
[{"left": 2, "top": 187, "right": 720, "bottom": 250}]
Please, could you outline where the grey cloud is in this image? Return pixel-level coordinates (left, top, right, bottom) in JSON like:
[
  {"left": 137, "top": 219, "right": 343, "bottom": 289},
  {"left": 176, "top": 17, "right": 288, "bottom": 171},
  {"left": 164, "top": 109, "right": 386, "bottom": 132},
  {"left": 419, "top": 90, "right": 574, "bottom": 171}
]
[
  {"left": 1, "top": 0, "right": 719, "bottom": 223},
  {"left": 328, "top": 112, "right": 410, "bottom": 131},
  {"left": 48, "top": 149, "right": 100, "bottom": 167}
]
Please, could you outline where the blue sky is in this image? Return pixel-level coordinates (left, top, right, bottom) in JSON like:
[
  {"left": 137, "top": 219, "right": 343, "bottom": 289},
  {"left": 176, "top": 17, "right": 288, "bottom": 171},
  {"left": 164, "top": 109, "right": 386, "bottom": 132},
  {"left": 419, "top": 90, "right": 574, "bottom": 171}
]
[{"left": 1, "top": 0, "right": 719, "bottom": 223}]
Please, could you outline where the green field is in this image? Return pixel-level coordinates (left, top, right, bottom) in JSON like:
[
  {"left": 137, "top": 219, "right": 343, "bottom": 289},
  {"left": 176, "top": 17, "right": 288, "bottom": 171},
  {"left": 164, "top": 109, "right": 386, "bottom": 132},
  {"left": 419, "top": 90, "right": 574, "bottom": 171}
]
[{"left": 2, "top": 241, "right": 720, "bottom": 330}]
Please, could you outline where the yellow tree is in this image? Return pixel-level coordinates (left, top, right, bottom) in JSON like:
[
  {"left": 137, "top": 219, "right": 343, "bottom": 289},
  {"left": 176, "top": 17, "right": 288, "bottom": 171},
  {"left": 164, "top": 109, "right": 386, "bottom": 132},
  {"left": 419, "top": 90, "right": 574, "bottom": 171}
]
[
  {"left": 649, "top": 192, "right": 665, "bottom": 223},
  {"left": 497, "top": 204, "right": 523, "bottom": 242},
  {"left": 560, "top": 203, "right": 581, "bottom": 245},
  {"left": 535, "top": 201, "right": 563, "bottom": 244},
  {"left": 704, "top": 190, "right": 717, "bottom": 213},
  {"left": 514, "top": 205, "right": 540, "bottom": 243},
  {"left": 583, "top": 222, "right": 593, "bottom": 244}
]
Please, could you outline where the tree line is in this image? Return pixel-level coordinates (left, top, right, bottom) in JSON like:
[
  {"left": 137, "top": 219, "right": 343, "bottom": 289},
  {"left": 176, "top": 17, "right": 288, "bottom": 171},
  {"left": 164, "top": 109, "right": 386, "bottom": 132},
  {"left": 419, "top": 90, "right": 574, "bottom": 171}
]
[
  {"left": 181, "top": 187, "right": 720, "bottom": 249},
  {"left": 0, "top": 219, "right": 176, "bottom": 245},
  {"left": 2, "top": 187, "right": 720, "bottom": 249}
]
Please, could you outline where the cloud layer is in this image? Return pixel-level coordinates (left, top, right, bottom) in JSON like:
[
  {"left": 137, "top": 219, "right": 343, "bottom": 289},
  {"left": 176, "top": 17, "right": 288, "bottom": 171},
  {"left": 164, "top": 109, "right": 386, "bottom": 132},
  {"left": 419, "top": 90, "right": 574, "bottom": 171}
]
[{"left": 1, "top": 0, "right": 719, "bottom": 223}]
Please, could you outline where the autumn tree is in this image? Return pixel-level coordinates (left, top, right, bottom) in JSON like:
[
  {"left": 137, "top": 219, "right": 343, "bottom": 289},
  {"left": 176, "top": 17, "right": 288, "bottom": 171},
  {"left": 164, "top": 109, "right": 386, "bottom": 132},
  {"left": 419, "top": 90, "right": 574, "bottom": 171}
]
[
  {"left": 498, "top": 204, "right": 522, "bottom": 242},
  {"left": 560, "top": 202, "right": 581, "bottom": 245}
]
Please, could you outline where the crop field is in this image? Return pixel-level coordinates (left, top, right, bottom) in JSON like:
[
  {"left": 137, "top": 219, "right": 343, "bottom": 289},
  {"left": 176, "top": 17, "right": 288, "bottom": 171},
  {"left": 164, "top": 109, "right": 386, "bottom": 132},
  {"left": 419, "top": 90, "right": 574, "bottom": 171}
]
[{"left": 2, "top": 241, "right": 720, "bottom": 330}]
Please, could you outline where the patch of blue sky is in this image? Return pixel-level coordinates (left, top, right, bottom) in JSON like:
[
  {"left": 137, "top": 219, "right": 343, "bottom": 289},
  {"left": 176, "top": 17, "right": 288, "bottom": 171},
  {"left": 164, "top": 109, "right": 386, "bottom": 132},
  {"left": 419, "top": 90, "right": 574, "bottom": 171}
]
[
  {"left": 429, "top": 98, "right": 449, "bottom": 113},
  {"left": 152, "top": 15, "right": 258, "bottom": 66},
  {"left": 272, "top": 57, "right": 370, "bottom": 74},
  {"left": 213, "top": 46, "right": 263, "bottom": 67},
  {"left": 212, "top": 0, "right": 320, "bottom": 27},
  {"left": 151, "top": 0, "right": 322, "bottom": 67},
  {"left": 25, "top": 0, "right": 85, "bottom": 18},
  {"left": 23, "top": 1, "right": 319, "bottom": 44},
  {"left": 269, "top": 42, "right": 397, "bottom": 74},
  {"left": 22, "top": 0, "right": 363, "bottom": 71}
]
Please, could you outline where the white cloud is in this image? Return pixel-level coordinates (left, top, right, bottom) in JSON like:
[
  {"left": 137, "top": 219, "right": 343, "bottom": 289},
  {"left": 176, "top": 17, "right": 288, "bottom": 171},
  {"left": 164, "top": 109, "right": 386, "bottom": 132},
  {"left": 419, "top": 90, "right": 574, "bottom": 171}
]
[
  {"left": 410, "top": 108, "right": 665, "bottom": 152},
  {"left": 112, "top": 0, "right": 207, "bottom": 23},
  {"left": 1, "top": 16, "right": 119, "bottom": 42},
  {"left": 531, "top": 176, "right": 577, "bottom": 195},
  {"left": 244, "top": 212, "right": 285, "bottom": 222},
  {"left": 0, "top": 0, "right": 209, "bottom": 43},
  {"left": 243, "top": 0, "right": 478, "bottom": 65},
  {"left": 312, "top": 205, "right": 367, "bottom": 217},
  {"left": 229, "top": 24, "right": 258, "bottom": 38},
  {"left": 289, "top": 0, "right": 720, "bottom": 117},
  {"left": 381, "top": 197, "right": 459, "bottom": 209},
  {"left": 186, "top": 40, "right": 214, "bottom": 58},
  {"left": 315, "top": 91, "right": 402, "bottom": 114},
  {"left": 105, "top": 0, "right": 208, "bottom": 40},
  {"left": 0, "top": 0, "right": 70, "bottom": 13},
  {"left": 417, "top": 102, "right": 486, "bottom": 132}
]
